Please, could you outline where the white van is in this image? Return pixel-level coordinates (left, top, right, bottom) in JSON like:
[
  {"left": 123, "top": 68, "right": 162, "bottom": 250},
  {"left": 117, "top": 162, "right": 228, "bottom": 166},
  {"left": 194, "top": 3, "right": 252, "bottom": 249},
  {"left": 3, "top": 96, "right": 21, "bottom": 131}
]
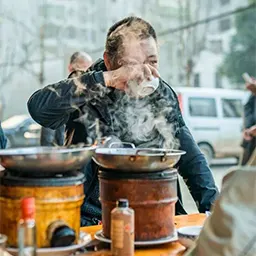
[{"left": 174, "top": 87, "right": 248, "bottom": 164}]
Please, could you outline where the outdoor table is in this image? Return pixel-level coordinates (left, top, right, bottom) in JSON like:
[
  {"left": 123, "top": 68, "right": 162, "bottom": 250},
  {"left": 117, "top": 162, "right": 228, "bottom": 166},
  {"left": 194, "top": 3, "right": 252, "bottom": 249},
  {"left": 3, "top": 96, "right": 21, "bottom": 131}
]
[{"left": 80, "top": 213, "right": 206, "bottom": 256}]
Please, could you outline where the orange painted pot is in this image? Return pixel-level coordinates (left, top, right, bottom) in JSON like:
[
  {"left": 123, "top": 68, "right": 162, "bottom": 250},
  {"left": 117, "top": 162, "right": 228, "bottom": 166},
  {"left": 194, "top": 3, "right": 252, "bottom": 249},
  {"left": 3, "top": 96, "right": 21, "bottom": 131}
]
[{"left": 0, "top": 171, "right": 85, "bottom": 248}]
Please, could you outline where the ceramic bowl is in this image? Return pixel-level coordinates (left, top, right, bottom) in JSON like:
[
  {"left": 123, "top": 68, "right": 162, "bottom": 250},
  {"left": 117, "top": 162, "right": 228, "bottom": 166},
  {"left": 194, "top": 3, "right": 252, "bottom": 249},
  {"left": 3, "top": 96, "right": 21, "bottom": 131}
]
[
  {"left": 177, "top": 226, "right": 202, "bottom": 248},
  {"left": 127, "top": 77, "right": 159, "bottom": 98}
]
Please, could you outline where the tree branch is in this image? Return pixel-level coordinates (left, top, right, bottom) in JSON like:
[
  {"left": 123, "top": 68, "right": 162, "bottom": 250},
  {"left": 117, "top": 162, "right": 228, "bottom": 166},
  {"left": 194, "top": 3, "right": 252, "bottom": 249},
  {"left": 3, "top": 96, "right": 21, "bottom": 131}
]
[{"left": 0, "top": 13, "right": 36, "bottom": 37}]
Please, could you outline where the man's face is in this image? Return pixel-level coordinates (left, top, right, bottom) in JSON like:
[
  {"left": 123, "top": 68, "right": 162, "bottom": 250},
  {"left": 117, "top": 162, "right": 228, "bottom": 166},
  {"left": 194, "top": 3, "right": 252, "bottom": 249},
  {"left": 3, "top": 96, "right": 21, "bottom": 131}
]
[{"left": 107, "top": 36, "right": 159, "bottom": 71}]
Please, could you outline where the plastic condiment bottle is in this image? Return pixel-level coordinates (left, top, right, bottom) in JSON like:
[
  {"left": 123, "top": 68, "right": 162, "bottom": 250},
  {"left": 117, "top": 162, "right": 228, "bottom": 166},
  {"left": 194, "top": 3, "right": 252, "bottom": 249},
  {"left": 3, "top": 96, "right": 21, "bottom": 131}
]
[
  {"left": 111, "top": 199, "right": 134, "bottom": 256},
  {"left": 18, "top": 197, "right": 37, "bottom": 256}
]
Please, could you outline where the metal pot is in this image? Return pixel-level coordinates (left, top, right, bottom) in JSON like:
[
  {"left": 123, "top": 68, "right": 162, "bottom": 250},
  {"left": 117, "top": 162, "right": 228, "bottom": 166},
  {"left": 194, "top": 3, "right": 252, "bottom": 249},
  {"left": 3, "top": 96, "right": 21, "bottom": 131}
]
[
  {"left": 0, "top": 146, "right": 96, "bottom": 174},
  {"left": 93, "top": 142, "right": 185, "bottom": 172}
]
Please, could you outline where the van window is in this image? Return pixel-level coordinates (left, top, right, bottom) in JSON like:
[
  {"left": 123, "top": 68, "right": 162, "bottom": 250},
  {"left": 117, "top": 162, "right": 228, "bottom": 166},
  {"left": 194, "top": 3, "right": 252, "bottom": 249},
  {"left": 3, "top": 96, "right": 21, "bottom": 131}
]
[
  {"left": 222, "top": 99, "right": 242, "bottom": 118},
  {"left": 189, "top": 97, "right": 217, "bottom": 117}
]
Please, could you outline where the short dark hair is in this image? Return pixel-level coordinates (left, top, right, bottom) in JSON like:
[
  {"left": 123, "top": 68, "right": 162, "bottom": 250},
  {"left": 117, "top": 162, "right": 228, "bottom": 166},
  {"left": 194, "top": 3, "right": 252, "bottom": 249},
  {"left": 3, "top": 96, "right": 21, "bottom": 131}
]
[{"left": 105, "top": 16, "right": 157, "bottom": 67}]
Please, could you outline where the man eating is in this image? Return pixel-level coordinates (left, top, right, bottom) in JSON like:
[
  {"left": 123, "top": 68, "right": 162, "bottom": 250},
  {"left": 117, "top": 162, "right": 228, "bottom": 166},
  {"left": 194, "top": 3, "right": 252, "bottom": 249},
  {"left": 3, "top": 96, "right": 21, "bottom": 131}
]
[{"left": 27, "top": 17, "right": 219, "bottom": 226}]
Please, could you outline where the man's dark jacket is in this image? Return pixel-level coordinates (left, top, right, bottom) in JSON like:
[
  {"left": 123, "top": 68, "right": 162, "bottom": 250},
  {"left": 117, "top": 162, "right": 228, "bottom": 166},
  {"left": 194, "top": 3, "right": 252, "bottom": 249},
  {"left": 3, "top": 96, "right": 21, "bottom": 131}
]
[
  {"left": 27, "top": 59, "right": 219, "bottom": 226},
  {"left": 40, "top": 126, "right": 65, "bottom": 146}
]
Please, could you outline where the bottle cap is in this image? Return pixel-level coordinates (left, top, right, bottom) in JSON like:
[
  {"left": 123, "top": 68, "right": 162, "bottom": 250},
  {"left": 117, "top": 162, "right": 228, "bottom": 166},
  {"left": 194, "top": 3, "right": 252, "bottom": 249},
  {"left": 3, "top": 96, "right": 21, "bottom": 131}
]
[
  {"left": 117, "top": 199, "right": 129, "bottom": 208},
  {"left": 21, "top": 197, "right": 35, "bottom": 220}
]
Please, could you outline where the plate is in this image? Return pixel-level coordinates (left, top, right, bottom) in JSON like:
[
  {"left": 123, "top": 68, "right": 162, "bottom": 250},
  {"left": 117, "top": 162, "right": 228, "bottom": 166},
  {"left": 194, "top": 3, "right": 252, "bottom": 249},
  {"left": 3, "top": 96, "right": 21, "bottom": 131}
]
[
  {"left": 177, "top": 226, "right": 202, "bottom": 248},
  {"left": 94, "top": 230, "right": 178, "bottom": 247},
  {"left": 7, "top": 232, "right": 91, "bottom": 256}
]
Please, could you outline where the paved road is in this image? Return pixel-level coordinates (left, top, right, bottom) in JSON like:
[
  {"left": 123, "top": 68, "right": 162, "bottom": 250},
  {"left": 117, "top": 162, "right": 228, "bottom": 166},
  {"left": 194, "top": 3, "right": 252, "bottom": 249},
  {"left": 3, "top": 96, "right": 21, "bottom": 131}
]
[{"left": 180, "top": 159, "right": 237, "bottom": 213}]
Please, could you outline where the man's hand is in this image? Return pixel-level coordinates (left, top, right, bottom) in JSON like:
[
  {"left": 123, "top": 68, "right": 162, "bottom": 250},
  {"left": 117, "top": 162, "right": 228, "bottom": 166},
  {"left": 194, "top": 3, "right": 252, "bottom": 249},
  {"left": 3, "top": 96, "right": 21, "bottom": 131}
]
[
  {"left": 103, "top": 64, "right": 160, "bottom": 91},
  {"left": 246, "top": 77, "right": 256, "bottom": 95},
  {"left": 249, "top": 125, "right": 256, "bottom": 137},
  {"left": 243, "top": 129, "right": 253, "bottom": 141}
]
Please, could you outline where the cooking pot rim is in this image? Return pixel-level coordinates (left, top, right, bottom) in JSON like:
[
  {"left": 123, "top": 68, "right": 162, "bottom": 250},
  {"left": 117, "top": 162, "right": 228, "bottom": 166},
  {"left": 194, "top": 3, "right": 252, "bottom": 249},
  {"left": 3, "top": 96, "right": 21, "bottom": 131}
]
[
  {"left": 0, "top": 146, "right": 97, "bottom": 156},
  {"left": 95, "top": 148, "right": 186, "bottom": 156}
]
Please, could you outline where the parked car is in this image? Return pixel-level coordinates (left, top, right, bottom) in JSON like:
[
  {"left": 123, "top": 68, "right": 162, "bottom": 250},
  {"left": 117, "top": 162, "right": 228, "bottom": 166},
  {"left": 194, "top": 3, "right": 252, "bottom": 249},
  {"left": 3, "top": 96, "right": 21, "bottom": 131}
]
[
  {"left": 2, "top": 115, "right": 41, "bottom": 148},
  {"left": 174, "top": 87, "right": 248, "bottom": 164}
]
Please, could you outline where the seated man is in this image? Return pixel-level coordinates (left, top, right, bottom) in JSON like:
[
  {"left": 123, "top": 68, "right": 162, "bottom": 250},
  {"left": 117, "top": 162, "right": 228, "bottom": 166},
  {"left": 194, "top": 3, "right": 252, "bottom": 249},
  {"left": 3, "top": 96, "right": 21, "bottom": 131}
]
[
  {"left": 0, "top": 122, "right": 7, "bottom": 149},
  {"left": 40, "top": 51, "right": 93, "bottom": 146},
  {"left": 27, "top": 16, "right": 219, "bottom": 226},
  {"left": 185, "top": 166, "right": 256, "bottom": 256}
]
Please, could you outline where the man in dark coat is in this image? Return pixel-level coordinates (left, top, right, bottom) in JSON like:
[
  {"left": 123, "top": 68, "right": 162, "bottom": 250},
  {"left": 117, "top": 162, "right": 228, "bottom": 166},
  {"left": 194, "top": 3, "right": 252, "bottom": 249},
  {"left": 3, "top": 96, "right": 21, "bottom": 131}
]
[{"left": 28, "top": 17, "right": 219, "bottom": 226}]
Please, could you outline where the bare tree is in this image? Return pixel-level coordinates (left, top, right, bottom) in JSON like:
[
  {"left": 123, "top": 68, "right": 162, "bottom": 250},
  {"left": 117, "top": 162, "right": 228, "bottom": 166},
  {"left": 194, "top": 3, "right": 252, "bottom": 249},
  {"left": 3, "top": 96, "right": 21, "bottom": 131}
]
[{"left": 177, "top": 0, "right": 211, "bottom": 87}]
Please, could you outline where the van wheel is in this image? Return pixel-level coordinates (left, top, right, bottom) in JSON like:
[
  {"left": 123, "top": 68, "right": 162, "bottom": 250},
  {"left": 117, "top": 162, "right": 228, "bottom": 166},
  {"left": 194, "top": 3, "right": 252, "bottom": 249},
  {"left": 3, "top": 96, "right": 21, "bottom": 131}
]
[{"left": 198, "top": 143, "right": 214, "bottom": 166}]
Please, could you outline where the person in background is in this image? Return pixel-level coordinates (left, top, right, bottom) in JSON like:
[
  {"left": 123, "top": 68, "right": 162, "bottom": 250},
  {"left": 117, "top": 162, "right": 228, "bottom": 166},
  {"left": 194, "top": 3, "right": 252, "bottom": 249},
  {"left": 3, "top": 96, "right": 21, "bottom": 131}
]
[
  {"left": 40, "top": 51, "right": 93, "bottom": 146},
  {"left": 28, "top": 17, "right": 219, "bottom": 226},
  {"left": 68, "top": 51, "right": 93, "bottom": 73},
  {"left": 185, "top": 166, "right": 256, "bottom": 256},
  {"left": 0, "top": 122, "right": 7, "bottom": 149},
  {"left": 241, "top": 77, "right": 256, "bottom": 165}
]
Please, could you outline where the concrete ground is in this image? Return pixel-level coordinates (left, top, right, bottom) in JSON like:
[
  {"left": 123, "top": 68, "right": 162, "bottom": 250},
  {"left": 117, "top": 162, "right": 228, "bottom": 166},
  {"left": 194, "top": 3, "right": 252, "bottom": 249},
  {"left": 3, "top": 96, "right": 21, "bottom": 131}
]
[{"left": 180, "top": 158, "right": 237, "bottom": 213}]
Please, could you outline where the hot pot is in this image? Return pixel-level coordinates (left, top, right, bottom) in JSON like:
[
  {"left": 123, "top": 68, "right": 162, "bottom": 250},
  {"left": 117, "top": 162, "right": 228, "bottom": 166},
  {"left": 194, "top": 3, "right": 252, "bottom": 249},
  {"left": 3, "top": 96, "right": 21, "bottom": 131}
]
[
  {"left": 0, "top": 146, "right": 95, "bottom": 248},
  {"left": 94, "top": 142, "right": 186, "bottom": 242}
]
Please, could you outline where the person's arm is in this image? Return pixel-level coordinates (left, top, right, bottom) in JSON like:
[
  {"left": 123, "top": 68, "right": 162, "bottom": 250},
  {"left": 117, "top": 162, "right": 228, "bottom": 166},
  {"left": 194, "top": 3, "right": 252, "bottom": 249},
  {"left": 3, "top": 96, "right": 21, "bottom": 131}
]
[
  {"left": 164, "top": 83, "right": 219, "bottom": 212},
  {"left": 0, "top": 122, "right": 7, "bottom": 149},
  {"left": 55, "top": 125, "right": 65, "bottom": 146},
  {"left": 27, "top": 70, "right": 110, "bottom": 129},
  {"left": 176, "top": 126, "right": 219, "bottom": 213},
  {"left": 244, "top": 94, "right": 255, "bottom": 129},
  {"left": 40, "top": 127, "right": 55, "bottom": 146}
]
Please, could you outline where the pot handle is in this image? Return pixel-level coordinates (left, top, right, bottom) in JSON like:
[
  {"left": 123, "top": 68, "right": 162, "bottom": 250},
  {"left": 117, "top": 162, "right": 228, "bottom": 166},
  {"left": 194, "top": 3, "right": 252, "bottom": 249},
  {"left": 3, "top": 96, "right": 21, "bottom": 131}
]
[
  {"left": 109, "top": 142, "right": 136, "bottom": 148},
  {"left": 134, "top": 148, "right": 173, "bottom": 162}
]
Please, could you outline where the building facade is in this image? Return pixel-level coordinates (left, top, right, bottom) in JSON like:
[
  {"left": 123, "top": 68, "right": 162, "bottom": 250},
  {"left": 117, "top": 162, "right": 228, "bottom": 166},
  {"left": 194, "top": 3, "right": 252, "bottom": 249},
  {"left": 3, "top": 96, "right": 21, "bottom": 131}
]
[{"left": 0, "top": 0, "right": 249, "bottom": 119}]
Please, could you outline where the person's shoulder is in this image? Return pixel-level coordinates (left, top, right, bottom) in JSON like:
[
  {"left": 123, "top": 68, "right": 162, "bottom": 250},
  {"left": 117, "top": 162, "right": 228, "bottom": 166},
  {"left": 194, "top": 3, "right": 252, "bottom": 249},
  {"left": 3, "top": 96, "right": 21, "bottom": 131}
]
[
  {"left": 159, "top": 79, "right": 178, "bottom": 100},
  {"left": 68, "top": 70, "right": 86, "bottom": 79},
  {"left": 67, "top": 59, "right": 106, "bottom": 79}
]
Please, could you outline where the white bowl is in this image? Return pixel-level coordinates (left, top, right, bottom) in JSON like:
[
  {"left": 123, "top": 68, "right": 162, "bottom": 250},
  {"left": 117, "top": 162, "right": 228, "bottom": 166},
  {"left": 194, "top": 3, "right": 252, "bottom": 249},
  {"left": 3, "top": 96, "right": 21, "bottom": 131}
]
[
  {"left": 127, "top": 77, "right": 159, "bottom": 97},
  {"left": 177, "top": 226, "right": 202, "bottom": 248}
]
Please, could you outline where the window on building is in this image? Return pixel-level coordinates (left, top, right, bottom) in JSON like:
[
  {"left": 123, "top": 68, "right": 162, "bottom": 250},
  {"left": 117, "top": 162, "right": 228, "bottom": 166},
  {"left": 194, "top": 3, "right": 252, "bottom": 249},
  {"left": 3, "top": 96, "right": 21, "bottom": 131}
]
[
  {"left": 54, "top": 5, "right": 65, "bottom": 19},
  {"left": 219, "top": 18, "right": 231, "bottom": 32},
  {"left": 222, "top": 99, "right": 242, "bottom": 118},
  {"left": 189, "top": 98, "right": 217, "bottom": 117},
  {"left": 91, "top": 30, "right": 96, "bottom": 43},
  {"left": 68, "top": 8, "right": 76, "bottom": 18},
  {"left": 209, "top": 40, "right": 223, "bottom": 54},
  {"left": 79, "top": 29, "right": 87, "bottom": 40},
  {"left": 194, "top": 73, "right": 200, "bottom": 87},
  {"left": 45, "top": 23, "right": 60, "bottom": 38},
  {"left": 66, "top": 26, "right": 76, "bottom": 39},
  {"left": 215, "top": 72, "right": 222, "bottom": 88},
  {"left": 220, "top": 0, "right": 230, "bottom": 5},
  {"left": 38, "top": 4, "right": 49, "bottom": 17},
  {"left": 177, "top": 48, "right": 182, "bottom": 57}
]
